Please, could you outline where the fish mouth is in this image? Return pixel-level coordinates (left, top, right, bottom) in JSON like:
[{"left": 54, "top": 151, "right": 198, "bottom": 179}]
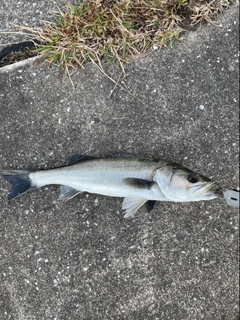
[
  {"left": 207, "top": 182, "right": 223, "bottom": 198},
  {"left": 192, "top": 182, "right": 223, "bottom": 198}
]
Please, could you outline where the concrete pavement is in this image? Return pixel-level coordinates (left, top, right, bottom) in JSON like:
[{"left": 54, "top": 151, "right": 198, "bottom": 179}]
[{"left": 0, "top": 5, "right": 239, "bottom": 320}]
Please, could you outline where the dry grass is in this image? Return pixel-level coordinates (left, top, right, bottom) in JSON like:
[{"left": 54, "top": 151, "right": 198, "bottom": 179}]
[{"left": 18, "top": 0, "right": 233, "bottom": 79}]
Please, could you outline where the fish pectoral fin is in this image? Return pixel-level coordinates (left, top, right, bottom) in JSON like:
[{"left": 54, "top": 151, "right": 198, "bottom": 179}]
[
  {"left": 122, "top": 197, "right": 148, "bottom": 218},
  {"left": 123, "top": 178, "right": 154, "bottom": 189},
  {"left": 58, "top": 185, "right": 82, "bottom": 202}
]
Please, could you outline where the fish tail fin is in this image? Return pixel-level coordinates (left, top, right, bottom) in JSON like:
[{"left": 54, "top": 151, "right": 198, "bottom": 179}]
[{"left": 2, "top": 170, "right": 37, "bottom": 200}]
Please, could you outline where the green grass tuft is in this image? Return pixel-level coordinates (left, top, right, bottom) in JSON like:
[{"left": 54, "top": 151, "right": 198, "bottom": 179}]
[{"left": 19, "top": 0, "right": 233, "bottom": 77}]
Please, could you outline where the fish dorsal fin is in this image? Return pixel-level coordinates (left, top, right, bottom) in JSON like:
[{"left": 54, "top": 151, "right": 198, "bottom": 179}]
[
  {"left": 123, "top": 178, "right": 154, "bottom": 189},
  {"left": 122, "top": 197, "right": 148, "bottom": 218},
  {"left": 115, "top": 152, "right": 144, "bottom": 158},
  {"left": 68, "top": 154, "right": 86, "bottom": 165},
  {"left": 68, "top": 154, "right": 96, "bottom": 166},
  {"left": 58, "top": 185, "right": 82, "bottom": 201}
]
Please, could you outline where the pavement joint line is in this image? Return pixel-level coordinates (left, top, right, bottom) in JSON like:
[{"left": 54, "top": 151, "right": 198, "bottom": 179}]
[{"left": 0, "top": 55, "right": 42, "bottom": 73}]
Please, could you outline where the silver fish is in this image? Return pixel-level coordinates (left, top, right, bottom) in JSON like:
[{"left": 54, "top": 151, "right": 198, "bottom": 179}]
[{"left": 2, "top": 154, "right": 223, "bottom": 218}]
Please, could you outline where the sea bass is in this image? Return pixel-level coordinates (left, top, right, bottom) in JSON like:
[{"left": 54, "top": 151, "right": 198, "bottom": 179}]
[{"left": 1, "top": 154, "right": 225, "bottom": 217}]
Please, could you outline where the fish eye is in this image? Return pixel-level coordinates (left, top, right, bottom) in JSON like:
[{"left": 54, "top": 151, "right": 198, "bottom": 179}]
[{"left": 187, "top": 173, "right": 199, "bottom": 183}]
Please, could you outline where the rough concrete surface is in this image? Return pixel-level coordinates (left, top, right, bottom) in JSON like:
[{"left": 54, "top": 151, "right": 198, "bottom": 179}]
[
  {"left": 0, "top": 0, "right": 68, "bottom": 46},
  {"left": 0, "top": 4, "right": 239, "bottom": 320}
]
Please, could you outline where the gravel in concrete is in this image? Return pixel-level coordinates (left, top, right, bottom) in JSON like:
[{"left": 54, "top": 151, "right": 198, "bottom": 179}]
[{"left": 0, "top": 0, "right": 69, "bottom": 46}]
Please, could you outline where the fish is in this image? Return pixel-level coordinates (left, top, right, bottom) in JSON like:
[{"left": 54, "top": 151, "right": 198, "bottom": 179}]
[{"left": 1, "top": 153, "right": 223, "bottom": 218}]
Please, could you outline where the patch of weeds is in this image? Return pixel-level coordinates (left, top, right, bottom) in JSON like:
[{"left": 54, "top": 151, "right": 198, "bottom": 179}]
[
  {"left": 0, "top": 48, "right": 34, "bottom": 67},
  {"left": 17, "top": 0, "right": 233, "bottom": 79},
  {"left": 0, "top": 40, "right": 39, "bottom": 68}
]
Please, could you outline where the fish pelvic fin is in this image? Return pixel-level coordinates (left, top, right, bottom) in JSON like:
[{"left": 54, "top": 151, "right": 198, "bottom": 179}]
[
  {"left": 145, "top": 200, "right": 156, "bottom": 213},
  {"left": 2, "top": 170, "right": 37, "bottom": 200},
  {"left": 122, "top": 197, "right": 148, "bottom": 218},
  {"left": 58, "top": 185, "right": 82, "bottom": 201}
]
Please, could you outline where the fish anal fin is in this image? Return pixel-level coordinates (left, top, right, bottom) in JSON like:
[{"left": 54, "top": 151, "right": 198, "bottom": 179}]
[
  {"left": 122, "top": 197, "right": 147, "bottom": 218},
  {"left": 58, "top": 185, "right": 82, "bottom": 201},
  {"left": 123, "top": 178, "right": 154, "bottom": 190}
]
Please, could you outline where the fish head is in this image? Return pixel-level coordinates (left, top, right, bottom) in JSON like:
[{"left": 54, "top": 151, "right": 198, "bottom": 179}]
[{"left": 155, "top": 162, "right": 223, "bottom": 202}]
